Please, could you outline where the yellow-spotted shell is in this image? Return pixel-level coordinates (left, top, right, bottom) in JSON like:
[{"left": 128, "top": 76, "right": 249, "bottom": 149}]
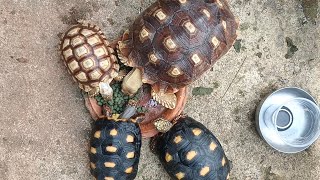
[
  {"left": 152, "top": 116, "right": 230, "bottom": 180},
  {"left": 89, "top": 119, "right": 141, "bottom": 180}
]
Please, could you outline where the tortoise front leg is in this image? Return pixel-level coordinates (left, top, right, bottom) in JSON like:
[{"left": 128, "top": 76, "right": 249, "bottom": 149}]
[{"left": 151, "top": 83, "right": 177, "bottom": 110}]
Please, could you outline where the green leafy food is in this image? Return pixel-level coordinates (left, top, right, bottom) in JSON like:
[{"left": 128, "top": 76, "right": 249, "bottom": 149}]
[
  {"left": 95, "top": 81, "right": 141, "bottom": 115},
  {"left": 192, "top": 87, "right": 214, "bottom": 96},
  {"left": 233, "top": 39, "right": 242, "bottom": 53},
  {"left": 94, "top": 60, "right": 141, "bottom": 114},
  {"left": 136, "top": 106, "right": 148, "bottom": 113}
]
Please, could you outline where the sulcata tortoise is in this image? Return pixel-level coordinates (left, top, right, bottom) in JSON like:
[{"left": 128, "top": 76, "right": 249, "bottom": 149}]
[
  {"left": 60, "top": 23, "right": 119, "bottom": 100},
  {"left": 151, "top": 116, "right": 230, "bottom": 180},
  {"left": 89, "top": 117, "right": 142, "bottom": 180},
  {"left": 118, "top": 0, "right": 239, "bottom": 109}
]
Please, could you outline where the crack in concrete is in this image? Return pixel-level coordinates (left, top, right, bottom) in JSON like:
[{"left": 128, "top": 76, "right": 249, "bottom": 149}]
[{"left": 221, "top": 56, "right": 248, "bottom": 100}]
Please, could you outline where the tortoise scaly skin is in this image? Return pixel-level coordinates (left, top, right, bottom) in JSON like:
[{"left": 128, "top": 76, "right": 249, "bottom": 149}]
[
  {"left": 152, "top": 116, "right": 230, "bottom": 180},
  {"left": 60, "top": 23, "right": 119, "bottom": 99},
  {"left": 118, "top": 0, "right": 239, "bottom": 109},
  {"left": 89, "top": 118, "right": 141, "bottom": 180}
]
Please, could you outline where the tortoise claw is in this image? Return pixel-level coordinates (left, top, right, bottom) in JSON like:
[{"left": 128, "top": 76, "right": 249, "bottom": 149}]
[
  {"left": 88, "top": 87, "right": 99, "bottom": 97},
  {"left": 117, "top": 30, "right": 132, "bottom": 66},
  {"left": 116, "top": 45, "right": 130, "bottom": 65},
  {"left": 114, "top": 70, "right": 127, "bottom": 82},
  {"left": 152, "top": 90, "right": 177, "bottom": 109}
]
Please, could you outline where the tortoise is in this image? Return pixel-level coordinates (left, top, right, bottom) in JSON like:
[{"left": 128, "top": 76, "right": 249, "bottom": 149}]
[
  {"left": 151, "top": 116, "right": 231, "bottom": 180},
  {"left": 89, "top": 117, "right": 141, "bottom": 180},
  {"left": 118, "top": 0, "right": 239, "bottom": 109},
  {"left": 60, "top": 23, "right": 119, "bottom": 100}
]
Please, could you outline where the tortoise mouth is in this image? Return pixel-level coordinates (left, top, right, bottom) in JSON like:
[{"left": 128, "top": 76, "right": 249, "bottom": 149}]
[
  {"left": 84, "top": 83, "right": 187, "bottom": 138},
  {"left": 82, "top": 40, "right": 188, "bottom": 138}
]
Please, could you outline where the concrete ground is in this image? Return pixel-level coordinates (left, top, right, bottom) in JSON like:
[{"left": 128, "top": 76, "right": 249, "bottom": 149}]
[{"left": 0, "top": 0, "right": 319, "bottom": 179}]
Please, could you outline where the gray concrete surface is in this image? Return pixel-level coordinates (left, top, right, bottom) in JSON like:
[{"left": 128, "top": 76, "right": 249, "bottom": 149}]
[{"left": 0, "top": 0, "right": 319, "bottom": 179}]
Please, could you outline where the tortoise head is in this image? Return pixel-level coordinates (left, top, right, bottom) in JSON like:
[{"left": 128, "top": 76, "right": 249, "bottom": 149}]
[
  {"left": 121, "top": 68, "right": 143, "bottom": 96},
  {"left": 117, "top": 30, "right": 134, "bottom": 67},
  {"left": 99, "top": 82, "right": 113, "bottom": 100},
  {"left": 150, "top": 116, "right": 231, "bottom": 179}
]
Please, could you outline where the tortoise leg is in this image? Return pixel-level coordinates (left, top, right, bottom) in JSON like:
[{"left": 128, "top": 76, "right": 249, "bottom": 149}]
[
  {"left": 117, "top": 30, "right": 132, "bottom": 66},
  {"left": 88, "top": 86, "right": 99, "bottom": 97},
  {"left": 121, "top": 68, "right": 143, "bottom": 96},
  {"left": 114, "top": 69, "right": 127, "bottom": 82},
  {"left": 151, "top": 84, "right": 177, "bottom": 109},
  {"left": 117, "top": 45, "right": 130, "bottom": 65}
]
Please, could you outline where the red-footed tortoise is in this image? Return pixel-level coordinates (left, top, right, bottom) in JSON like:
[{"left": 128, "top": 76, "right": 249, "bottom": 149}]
[
  {"left": 118, "top": 0, "right": 239, "bottom": 109},
  {"left": 151, "top": 116, "right": 231, "bottom": 180},
  {"left": 90, "top": 117, "right": 141, "bottom": 180},
  {"left": 60, "top": 23, "right": 120, "bottom": 100}
]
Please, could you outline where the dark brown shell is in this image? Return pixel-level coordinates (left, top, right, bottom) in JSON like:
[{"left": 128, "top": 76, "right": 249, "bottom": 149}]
[
  {"left": 119, "top": 0, "right": 238, "bottom": 90},
  {"left": 60, "top": 24, "right": 119, "bottom": 92}
]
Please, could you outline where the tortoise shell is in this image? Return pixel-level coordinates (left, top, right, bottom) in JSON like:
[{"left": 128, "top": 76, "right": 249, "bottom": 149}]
[
  {"left": 89, "top": 119, "right": 141, "bottom": 180},
  {"left": 119, "top": 0, "right": 238, "bottom": 90},
  {"left": 60, "top": 23, "right": 119, "bottom": 93},
  {"left": 152, "top": 116, "right": 230, "bottom": 180}
]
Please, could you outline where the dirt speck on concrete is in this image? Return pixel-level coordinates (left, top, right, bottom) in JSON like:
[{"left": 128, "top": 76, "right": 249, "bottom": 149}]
[
  {"left": 232, "top": 107, "right": 240, "bottom": 115},
  {"left": 240, "top": 22, "right": 250, "bottom": 31},
  {"left": 59, "top": 1, "right": 101, "bottom": 25},
  {"left": 107, "top": 18, "right": 115, "bottom": 25},
  {"left": 57, "top": 32, "right": 63, "bottom": 39},
  {"left": 16, "top": 57, "right": 29, "bottom": 63},
  {"left": 114, "top": 0, "right": 120, "bottom": 6},
  {"left": 10, "top": 10, "right": 15, "bottom": 15},
  {"left": 301, "top": 0, "right": 319, "bottom": 24},
  {"left": 264, "top": 166, "right": 283, "bottom": 180},
  {"left": 60, "top": 6, "right": 91, "bottom": 25},
  {"left": 285, "top": 37, "right": 299, "bottom": 59},
  {"left": 255, "top": 52, "right": 263, "bottom": 58},
  {"left": 0, "top": 161, "right": 9, "bottom": 179}
]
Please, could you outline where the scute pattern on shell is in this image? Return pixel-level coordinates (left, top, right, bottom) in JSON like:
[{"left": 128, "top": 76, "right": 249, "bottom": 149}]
[
  {"left": 60, "top": 24, "right": 119, "bottom": 92},
  {"left": 89, "top": 119, "right": 142, "bottom": 180},
  {"left": 153, "top": 116, "right": 230, "bottom": 180},
  {"left": 122, "top": 0, "right": 238, "bottom": 89}
]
